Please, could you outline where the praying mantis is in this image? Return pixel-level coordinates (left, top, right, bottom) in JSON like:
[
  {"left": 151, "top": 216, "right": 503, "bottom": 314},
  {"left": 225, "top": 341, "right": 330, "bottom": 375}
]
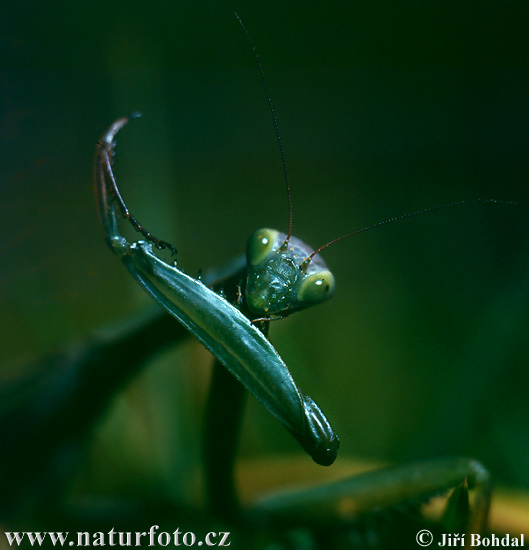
[
  {"left": 89, "top": 19, "right": 502, "bottom": 544},
  {"left": 91, "top": 109, "right": 494, "bottom": 544},
  {"left": 2, "top": 12, "right": 527, "bottom": 549}
]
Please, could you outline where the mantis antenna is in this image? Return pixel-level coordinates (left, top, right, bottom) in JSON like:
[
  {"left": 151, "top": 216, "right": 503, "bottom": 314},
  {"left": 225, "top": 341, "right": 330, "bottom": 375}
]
[
  {"left": 300, "top": 198, "right": 517, "bottom": 270},
  {"left": 235, "top": 12, "right": 294, "bottom": 249}
]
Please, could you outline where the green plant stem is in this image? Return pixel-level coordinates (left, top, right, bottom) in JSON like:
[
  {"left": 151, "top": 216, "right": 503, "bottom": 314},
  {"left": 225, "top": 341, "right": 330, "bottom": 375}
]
[{"left": 204, "top": 358, "right": 247, "bottom": 520}]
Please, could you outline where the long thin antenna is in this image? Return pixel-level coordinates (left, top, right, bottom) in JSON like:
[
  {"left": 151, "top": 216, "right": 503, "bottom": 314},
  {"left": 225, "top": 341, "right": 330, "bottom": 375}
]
[
  {"left": 301, "top": 199, "right": 517, "bottom": 269},
  {"left": 235, "top": 12, "right": 293, "bottom": 245}
]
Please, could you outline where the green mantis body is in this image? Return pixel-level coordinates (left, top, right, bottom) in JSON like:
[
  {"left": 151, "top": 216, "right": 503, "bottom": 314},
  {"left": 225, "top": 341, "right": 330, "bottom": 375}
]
[
  {"left": 93, "top": 114, "right": 493, "bottom": 539},
  {"left": 90, "top": 18, "right": 505, "bottom": 533},
  {"left": 96, "top": 115, "right": 339, "bottom": 468},
  {"left": 1, "top": 7, "right": 527, "bottom": 547},
  {"left": 0, "top": 96, "right": 496, "bottom": 549},
  {"left": 2, "top": 19, "right": 514, "bottom": 546}
]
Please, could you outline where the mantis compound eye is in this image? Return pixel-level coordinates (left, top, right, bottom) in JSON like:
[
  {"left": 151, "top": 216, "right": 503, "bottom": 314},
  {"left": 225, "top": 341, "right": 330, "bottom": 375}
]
[
  {"left": 297, "top": 270, "right": 336, "bottom": 305},
  {"left": 246, "top": 228, "right": 280, "bottom": 267}
]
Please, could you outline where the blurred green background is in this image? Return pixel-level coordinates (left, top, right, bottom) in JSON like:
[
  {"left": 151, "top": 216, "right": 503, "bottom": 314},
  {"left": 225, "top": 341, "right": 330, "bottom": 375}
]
[{"left": 1, "top": 0, "right": 529, "bottom": 527}]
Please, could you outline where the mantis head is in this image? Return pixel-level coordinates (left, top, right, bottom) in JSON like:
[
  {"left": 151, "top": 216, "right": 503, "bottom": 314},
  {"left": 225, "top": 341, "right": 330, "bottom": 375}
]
[{"left": 245, "top": 228, "right": 336, "bottom": 317}]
